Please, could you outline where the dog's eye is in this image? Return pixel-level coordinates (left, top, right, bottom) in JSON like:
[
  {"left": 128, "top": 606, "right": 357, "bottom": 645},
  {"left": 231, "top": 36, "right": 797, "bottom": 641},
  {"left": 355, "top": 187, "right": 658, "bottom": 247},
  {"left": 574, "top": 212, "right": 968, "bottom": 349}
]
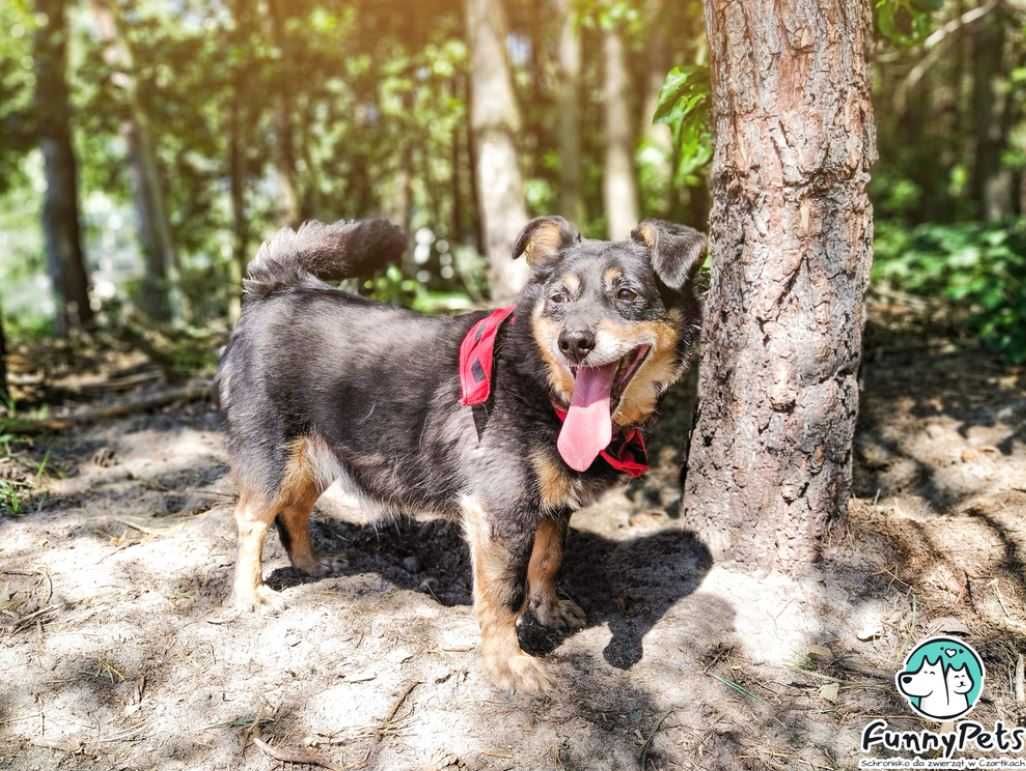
[
  {"left": 550, "top": 290, "right": 570, "bottom": 304},
  {"left": 617, "top": 288, "right": 638, "bottom": 302}
]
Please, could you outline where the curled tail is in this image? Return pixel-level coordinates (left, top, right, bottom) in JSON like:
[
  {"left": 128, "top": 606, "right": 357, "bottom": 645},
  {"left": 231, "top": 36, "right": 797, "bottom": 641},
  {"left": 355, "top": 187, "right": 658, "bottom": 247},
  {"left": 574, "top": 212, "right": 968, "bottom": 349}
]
[{"left": 243, "top": 218, "right": 406, "bottom": 298}]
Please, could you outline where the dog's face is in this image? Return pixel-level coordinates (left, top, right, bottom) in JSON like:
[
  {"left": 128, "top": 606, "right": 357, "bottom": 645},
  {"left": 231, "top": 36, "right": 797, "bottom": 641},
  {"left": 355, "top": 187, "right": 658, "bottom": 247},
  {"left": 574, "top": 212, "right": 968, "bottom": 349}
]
[
  {"left": 513, "top": 216, "right": 704, "bottom": 471},
  {"left": 897, "top": 659, "right": 945, "bottom": 698}
]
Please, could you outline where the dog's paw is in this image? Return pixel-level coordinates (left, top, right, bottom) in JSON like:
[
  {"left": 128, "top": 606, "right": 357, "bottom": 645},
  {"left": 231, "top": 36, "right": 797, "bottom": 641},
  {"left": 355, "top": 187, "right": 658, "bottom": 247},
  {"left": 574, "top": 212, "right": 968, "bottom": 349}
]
[
  {"left": 484, "top": 649, "right": 552, "bottom": 694},
  {"left": 533, "top": 595, "right": 586, "bottom": 630},
  {"left": 291, "top": 554, "right": 347, "bottom": 578},
  {"left": 234, "top": 583, "right": 287, "bottom": 614}
]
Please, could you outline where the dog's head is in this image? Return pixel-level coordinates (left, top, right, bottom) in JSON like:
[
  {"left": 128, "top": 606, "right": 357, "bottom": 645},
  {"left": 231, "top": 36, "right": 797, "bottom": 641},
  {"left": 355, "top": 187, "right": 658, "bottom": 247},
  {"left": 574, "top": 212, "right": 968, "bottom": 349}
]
[
  {"left": 897, "top": 658, "right": 945, "bottom": 698},
  {"left": 513, "top": 216, "right": 704, "bottom": 471}
]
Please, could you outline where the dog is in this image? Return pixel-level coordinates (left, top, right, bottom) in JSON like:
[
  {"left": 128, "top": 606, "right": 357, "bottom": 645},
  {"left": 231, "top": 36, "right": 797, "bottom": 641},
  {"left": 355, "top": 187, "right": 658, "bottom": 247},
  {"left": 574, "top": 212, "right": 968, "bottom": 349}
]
[{"left": 216, "top": 215, "right": 704, "bottom": 692}]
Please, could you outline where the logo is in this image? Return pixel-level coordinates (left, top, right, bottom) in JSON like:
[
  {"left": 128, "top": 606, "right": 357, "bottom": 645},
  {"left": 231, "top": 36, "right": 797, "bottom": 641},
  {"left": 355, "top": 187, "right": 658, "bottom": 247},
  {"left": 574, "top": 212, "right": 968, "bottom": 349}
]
[{"left": 895, "top": 637, "right": 985, "bottom": 721}]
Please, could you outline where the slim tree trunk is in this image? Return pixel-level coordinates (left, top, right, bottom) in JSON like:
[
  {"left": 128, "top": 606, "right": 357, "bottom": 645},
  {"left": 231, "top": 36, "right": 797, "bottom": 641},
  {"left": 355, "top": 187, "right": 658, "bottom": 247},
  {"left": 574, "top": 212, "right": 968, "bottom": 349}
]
[
  {"left": 640, "top": 0, "right": 674, "bottom": 216},
  {"left": 268, "top": 0, "right": 302, "bottom": 227},
  {"left": 34, "top": 0, "right": 94, "bottom": 336},
  {"left": 602, "top": 28, "right": 639, "bottom": 240},
  {"left": 682, "top": 0, "right": 877, "bottom": 573},
  {"left": 466, "top": 0, "right": 529, "bottom": 301},
  {"left": 970, "top": 7, "right": 1010, "bottom": 221},
  {"left": 0, "top": 309, "right": 8, "bottom": 407},
  {"left": 555, "top": 0, "right": 584, "bottom": 224},
  {"left": 92, "top": 0, "right": 175, "bottom": 322}
]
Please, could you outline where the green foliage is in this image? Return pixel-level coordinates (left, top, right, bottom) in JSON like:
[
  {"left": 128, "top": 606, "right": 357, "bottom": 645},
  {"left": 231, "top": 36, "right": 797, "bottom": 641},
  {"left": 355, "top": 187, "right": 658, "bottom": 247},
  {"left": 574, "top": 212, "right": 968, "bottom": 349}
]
[
  {"left": 874, "top": 220, "right": 1026, "bottom": 362},
  {"left": 0, "top": 480, "right": 24, "bottom": 517},
  {"left": 874, "top": 0, "right": 939, "bottom": 47},
  {"left": 653, "top": 65, "right": 712, "bottom": 187}
]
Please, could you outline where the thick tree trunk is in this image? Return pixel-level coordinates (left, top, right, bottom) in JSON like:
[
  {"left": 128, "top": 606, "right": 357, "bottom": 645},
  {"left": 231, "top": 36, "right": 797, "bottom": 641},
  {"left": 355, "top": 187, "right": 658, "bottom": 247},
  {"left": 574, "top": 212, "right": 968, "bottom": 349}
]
[
  {"left": 555, "top": 0, "right": 584, "bottom": 224},
  {"left": 682, "top": 0, "right": 876, "bottom": 574},
  {"left": 34, "top": 0, "right": 94, "bottom": 336},
  {"left": 92, "top": 0, "right": 175, "bottom": 322},
  {"left": 466, "top": 0, "right": 529, "bottom": 301},
  {"left": 602, "top": 28, "right": 639, "bottom": 240},
  {"left": 268, "top": 0, "right": 302, "bottom": 227}
]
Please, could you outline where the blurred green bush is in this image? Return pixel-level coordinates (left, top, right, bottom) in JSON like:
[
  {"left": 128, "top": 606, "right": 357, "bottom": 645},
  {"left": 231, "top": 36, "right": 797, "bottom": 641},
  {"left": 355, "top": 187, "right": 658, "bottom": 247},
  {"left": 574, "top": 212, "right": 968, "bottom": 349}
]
[{"left": 874, "top": 219, "right": 1026, "bottom": 362}]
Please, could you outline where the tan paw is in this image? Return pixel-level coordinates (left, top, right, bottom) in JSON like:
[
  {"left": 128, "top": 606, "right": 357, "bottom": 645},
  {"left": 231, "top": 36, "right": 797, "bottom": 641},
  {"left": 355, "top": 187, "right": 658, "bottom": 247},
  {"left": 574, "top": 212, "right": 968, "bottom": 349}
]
[
  {"left": 533, "top": 595, "right": 586, "bottom": 630},
  {"left": 234, "top": 583, "right": 287, "bottom": 613},
  {"left": 484, "top": 649, "right": 552, "bottom": 694}
]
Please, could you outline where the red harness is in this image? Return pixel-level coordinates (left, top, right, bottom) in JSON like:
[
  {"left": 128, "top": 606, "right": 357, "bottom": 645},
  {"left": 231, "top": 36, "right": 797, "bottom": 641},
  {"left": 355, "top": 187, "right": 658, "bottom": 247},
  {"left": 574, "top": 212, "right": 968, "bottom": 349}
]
[{"left": 458, "top": 307, "right": 649, "bottom": 477}]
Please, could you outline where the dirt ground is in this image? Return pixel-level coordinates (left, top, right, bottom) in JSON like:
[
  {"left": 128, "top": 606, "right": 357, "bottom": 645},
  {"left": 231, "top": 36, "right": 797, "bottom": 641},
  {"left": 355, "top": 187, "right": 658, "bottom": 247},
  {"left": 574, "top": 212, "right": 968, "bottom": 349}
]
[{"left": 2, "top": 307, "right": 1026, "bottom": 771}]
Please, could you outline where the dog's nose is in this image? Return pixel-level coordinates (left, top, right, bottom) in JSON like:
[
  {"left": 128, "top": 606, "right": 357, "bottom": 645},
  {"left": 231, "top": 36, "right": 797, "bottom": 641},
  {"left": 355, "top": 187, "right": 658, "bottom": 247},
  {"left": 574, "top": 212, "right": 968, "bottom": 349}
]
[{"left": 558, "top": 329, "right": 596, "bottom": 364}]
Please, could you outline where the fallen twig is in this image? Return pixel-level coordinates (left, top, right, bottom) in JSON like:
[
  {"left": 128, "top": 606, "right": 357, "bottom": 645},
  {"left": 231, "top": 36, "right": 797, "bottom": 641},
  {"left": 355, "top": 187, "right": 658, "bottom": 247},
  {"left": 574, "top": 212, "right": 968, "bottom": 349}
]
[
  {"left": 0, "top": 381, "right": 212, "bottom": 435},
  {"left": 639, "top": 709, "right": 675, "bottom": 770},
  {"left": 363, "top": 680, "right": 421, "bottom": 763},
  {"left": 253, "top": 735, "right": 346, "bottom": 771}
]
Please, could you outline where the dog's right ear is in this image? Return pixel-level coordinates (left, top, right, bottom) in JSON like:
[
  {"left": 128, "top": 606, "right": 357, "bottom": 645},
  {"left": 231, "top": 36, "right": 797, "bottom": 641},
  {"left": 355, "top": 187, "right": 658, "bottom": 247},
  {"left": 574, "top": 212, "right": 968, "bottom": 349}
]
[{"left": 513, "top": 216, "right": 580, "bottom": 269}]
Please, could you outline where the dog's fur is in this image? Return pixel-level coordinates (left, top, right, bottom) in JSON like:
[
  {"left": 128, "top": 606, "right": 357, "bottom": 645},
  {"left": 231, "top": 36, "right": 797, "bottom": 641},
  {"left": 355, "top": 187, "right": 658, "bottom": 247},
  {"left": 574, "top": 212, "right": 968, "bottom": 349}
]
[{"left": 217, "top": 215, "right": 704, "bottom": 692}]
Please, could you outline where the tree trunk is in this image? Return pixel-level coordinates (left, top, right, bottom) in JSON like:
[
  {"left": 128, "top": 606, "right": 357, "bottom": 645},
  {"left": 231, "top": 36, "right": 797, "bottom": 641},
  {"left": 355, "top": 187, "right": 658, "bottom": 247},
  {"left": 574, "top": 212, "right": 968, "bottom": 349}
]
[
  {"left": 602, "top": 28, "right": 639, "bottom": 240},
  {"left": 555, "top": 0, "right": 584, "bottom": 224},
  {"left": 0, "top": 309, "right": 8, "bottom": 407},
  {"left": 92, "top": 0, "right": 175, "bottom": 322},
  {"left": 970, "top": 7, "right": 1010, "bottom": 221},
  {"left": 682, "top": 0, "right": 877, "bottom": 574},
  {"left": 640, "top": 0, "right": 674, "bottom": 216},
  {"left": 466, "top": 0, "right": 529, "bottom": 301},
  {"left": 268, "top": 0, "right": 303, "bottom": 227},
  {"left": 34, "top": 0, "right": 94, "bottom": 336}
]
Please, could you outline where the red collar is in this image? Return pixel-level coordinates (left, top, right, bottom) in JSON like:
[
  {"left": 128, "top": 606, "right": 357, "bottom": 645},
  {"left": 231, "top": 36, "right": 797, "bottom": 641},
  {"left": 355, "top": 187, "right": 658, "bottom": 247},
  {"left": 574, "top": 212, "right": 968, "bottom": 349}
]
[{"left": 458, "top": 306, "right": 649, "bottom": 477}]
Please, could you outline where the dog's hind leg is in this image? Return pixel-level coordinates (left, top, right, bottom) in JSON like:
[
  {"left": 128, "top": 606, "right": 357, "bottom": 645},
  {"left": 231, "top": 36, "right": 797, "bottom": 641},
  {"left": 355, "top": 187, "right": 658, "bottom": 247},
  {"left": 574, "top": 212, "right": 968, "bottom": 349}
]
[
  {"left": 274, "top": 436, "right": 336, "bottom": 576},
  {"left": 275, "top": 497, "right": 325, "bottom": 576},
  {"left": 527, "top": 516, "right": 585, "bottom": 630},
  {"left": 233, "top": 488, "right": 284, "bottom": 612},
  {"left": 463, "top": 497, "right": 550, "bottom": 694}
]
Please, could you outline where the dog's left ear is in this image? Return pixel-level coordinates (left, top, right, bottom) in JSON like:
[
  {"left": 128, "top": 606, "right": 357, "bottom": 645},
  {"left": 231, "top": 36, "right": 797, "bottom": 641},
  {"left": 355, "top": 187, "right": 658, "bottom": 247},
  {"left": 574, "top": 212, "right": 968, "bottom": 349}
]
[
  {"left": 513, "top": 216, "right": 580, "bottom": 269},
  {"left": 631, "top": 219, "right": 706, "bottom": 290}
]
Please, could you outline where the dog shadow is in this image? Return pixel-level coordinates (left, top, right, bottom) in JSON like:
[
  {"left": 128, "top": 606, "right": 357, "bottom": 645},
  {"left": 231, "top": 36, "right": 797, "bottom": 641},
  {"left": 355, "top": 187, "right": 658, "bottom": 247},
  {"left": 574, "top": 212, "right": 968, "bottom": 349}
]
[{"left": 266, "top": 514, "right": 712, "bottom": 671}]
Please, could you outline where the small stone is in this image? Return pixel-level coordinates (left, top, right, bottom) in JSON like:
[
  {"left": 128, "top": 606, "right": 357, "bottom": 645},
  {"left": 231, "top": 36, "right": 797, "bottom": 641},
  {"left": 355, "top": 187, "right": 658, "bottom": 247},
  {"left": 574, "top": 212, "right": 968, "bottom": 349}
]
[
  {"left": 819, "top": 682, "right": 840, "bottom": 702},
  {"left": 402, "top": 556, "right": 420, "bottom": 573},
  {"left": 856, "top": 623, "right": 881, "bottom": 642}
]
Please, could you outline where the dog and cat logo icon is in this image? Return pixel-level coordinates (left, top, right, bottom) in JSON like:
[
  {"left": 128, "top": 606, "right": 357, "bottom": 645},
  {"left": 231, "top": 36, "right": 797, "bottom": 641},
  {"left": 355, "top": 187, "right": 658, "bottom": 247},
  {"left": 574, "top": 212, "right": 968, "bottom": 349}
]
[{"left": 895, "top": 636, "right": 986, "bottom": 721}]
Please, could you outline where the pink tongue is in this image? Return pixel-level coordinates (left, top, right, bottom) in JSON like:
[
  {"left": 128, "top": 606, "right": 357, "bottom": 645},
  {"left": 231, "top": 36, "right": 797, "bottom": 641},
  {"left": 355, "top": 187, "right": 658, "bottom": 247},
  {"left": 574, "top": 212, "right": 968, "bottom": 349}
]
[{"left": 557, "top": 363, "right": 616, "bottom": 472}]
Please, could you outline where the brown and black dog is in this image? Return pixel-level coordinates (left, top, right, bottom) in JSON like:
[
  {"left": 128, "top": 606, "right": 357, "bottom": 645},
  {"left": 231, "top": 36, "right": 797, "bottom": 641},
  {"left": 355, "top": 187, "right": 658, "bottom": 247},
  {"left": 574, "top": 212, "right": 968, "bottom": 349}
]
[{"left": 216, "top": 215, "right": 704, "bottom": 692}]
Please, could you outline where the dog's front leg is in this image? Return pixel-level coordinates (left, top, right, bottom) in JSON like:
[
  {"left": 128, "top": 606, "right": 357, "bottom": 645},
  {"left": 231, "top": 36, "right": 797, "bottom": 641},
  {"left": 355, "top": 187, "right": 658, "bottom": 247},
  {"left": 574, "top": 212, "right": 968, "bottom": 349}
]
[
  {"left": 527, "top": 515, "right": 586, "bottom": 629},
  {"left": 463, "top": 498, "right": 550, "bottom": 693}
]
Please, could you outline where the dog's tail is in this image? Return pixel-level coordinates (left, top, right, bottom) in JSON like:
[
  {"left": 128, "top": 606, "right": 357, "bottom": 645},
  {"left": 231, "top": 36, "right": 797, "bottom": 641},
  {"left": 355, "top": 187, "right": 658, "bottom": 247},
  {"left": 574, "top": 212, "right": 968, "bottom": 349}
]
[{"left": 243, "top": 218, "right": 406, "bottom": 299}]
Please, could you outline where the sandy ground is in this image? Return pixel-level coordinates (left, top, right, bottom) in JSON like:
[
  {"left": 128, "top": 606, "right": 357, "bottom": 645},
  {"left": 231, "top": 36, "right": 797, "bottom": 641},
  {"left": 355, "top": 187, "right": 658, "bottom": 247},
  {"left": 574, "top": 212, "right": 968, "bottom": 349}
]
[{"left": 2, "top": 324, "right": 1026, "bottom": 770}]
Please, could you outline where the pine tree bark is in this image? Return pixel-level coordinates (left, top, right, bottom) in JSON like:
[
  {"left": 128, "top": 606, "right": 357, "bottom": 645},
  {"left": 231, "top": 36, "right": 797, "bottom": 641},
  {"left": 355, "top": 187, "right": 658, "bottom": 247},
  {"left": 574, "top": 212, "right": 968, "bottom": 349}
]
[
  {"left": 466, "top": 0, "right": 530, "bottom": 301},
  {"left": 555, "top": 0, "right": 584, "bottom": 224},
  {"left": 681, "top": 0, "right": 877, "bottom": 574},
  {"left": 34, "top": 0, "right": 94, "bottom": 336},
  {"left": 602, "top": 28, "right": 639, "bottom": 240},
  {"left": 92, "top": 0, "right": 175, "bottom": 322}
]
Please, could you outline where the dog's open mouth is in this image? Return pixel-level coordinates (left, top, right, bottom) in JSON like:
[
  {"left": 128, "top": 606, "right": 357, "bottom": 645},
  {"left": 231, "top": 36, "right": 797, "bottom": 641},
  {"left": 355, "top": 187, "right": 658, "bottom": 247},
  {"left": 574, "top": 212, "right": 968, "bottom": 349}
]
[{"left": 558, "top": 345, "right": 651, "bottom": 472}]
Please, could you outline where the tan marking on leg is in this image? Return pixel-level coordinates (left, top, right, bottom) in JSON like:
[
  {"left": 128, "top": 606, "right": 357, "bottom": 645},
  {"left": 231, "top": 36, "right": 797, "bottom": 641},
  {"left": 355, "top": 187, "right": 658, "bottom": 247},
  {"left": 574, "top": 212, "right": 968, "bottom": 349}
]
[
  {"left": 232, "top": 436, "right": 335, "bottom": 610},
  {"left": 233, "top": 488, "right": 283, "bottom": 611},
  {"left": 462, "top": 498, "right": 551, "bottom": 694},
  {"left": 527, "top": 519, "right": 585, "bottom": 629}
]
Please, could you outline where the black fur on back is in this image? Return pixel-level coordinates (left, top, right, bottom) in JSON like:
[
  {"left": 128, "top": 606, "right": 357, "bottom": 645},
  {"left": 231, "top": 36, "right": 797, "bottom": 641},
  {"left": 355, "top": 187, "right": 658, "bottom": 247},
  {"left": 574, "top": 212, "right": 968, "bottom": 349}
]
[{"left": 243, "top": 218, "right": 406, "bottom": 298}]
